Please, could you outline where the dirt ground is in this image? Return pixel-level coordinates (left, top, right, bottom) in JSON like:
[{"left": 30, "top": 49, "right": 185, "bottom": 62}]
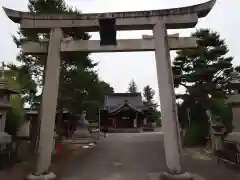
[{"left": 0, "top": 144, "right": 84, "bottom": 180}]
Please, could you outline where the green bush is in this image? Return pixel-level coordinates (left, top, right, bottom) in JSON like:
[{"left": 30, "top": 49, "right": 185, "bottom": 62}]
[
  {"left": 210, "top": 98, "right": 233, "bottom": 133},
  {"left": 4, "top": 71, "right": 25, "bottom": 137},
  {"left": 184, "top": 122, "right": 208, "bottom": 146},
  {"left": 5, "top": 95, "right": 24, "bottom": 137}
]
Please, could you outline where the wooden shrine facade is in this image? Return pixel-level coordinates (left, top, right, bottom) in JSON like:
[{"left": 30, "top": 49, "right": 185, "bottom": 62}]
[{"left": 100, "top": 93, "right": 149, "bottom": 130}]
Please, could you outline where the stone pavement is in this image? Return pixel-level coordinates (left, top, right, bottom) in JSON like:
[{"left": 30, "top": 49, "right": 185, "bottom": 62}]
[{"left": 58, "top": 132, "right": 240, "bottom": 180}]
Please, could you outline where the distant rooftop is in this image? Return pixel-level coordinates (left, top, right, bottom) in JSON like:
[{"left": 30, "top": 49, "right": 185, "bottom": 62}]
[{"left": 104, "top": 93, "right": 143, "bottom": 111}]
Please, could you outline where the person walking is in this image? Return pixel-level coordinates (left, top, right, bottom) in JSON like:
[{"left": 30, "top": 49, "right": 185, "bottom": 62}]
[{"left": 102, "top": 124, "right": 108, "bottom": 138}]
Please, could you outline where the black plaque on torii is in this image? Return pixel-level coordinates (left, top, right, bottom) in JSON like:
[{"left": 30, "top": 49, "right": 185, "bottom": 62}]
[{"left": 99, "top": 18, "right": 117, "bottom": 46}]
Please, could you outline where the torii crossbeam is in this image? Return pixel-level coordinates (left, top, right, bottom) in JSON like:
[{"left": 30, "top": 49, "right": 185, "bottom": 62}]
[{"left": 22, "top": 36, "right": 197, "bottom": 54}]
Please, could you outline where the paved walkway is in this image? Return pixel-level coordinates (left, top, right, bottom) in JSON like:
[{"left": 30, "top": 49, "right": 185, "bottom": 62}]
[{"left": 59, "top": 132, "right": 240, "bottom": 180}]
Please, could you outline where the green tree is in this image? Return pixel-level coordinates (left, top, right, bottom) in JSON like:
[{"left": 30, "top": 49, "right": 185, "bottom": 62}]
[
  {"left": 128, "top": 80, "right": 138, "bottom": 93},
  {"left": 142, "top": 85, "right": 161, "bottom": 123},
  {"left": 143, "top": 85, "right": 157, "bottom": 108},
  {"left": 5, "top": 95, "right": 24, "bottom": 137},
  {"left": 235, "top": 65, "right": 240, "bottom": 73},
  {"left": 210, "top": 98, "right": 232, "bottom": 132},
  {"left": 3, "top": 69, "right": 24, "bottom": 136},
  {"left": 12, "top": 0, "right": 114, "bottom": 114},
  {"left": 173, "top": 29, "right": 234, "bottom": 145},
  {"left": 173, "top": 29, "right": 233, "bottom": 128},
  {"left": 7, "top": 64, "right": 37, "bottom": 103},
  {"left": 28, "top": 0, "right": 67, "bottom": 13}
]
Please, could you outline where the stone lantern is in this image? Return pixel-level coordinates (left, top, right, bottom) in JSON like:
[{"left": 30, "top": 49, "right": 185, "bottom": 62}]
[
  {"left": 206, "top": 110, "right": 226, "bottom": 153},
  {"left": 225, "top": 71, "right": 240, "bottom": 142},
  {"left": 0, "top": 71, "right": 18, "bottom": 150},
  {"left": 211, "top": 117, "right": 226, "bottom": 152}
]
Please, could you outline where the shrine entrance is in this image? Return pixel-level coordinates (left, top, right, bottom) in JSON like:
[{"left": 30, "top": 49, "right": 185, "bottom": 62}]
[
  {"left": 109, "top": 103, "right": 143, "bottom": 129},
  {"left": 3, "top": 0, "right": 216, "bottom": 178}
]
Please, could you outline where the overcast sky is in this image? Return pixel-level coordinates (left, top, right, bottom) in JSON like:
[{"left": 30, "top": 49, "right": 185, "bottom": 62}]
[{"left": 1, "top": 0, "right": 239, "bottom": 105}]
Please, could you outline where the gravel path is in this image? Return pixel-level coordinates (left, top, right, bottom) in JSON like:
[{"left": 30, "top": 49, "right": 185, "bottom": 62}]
[{"left": 59, "top": 132, "right": 240, "bottom": 180}]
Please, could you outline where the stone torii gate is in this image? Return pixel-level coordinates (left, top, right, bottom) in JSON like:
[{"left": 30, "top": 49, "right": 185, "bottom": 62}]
[{"left": 3, "top": 0, "right": 215, "bottom": 179}]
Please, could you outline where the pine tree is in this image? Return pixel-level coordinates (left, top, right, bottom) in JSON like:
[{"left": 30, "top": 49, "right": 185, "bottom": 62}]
[
  {"left": 172, "top": 29, "right": 234, "bottom": 132},
  {"left": 142, "top": 85, "right": 160, "bottom": 123},
  {"left": 143, "top": 85, "right": 157, "bottom": 108},
  {"left": 128, "top": 80, "right": 138, "bottom": 93},
  {"left": 173, "top": 29, "right": 233, "bottom": 109},
  {"left": 11, "top": 0, "right": 114, "bottom": 113},
  {"left": 28, "top": 0, "right": 67, "bottom": 13}
]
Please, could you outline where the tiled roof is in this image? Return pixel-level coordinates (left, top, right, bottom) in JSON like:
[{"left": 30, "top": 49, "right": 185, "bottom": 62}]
[{"left": 104, "top": 93, "right": 143, "bottom": 111}]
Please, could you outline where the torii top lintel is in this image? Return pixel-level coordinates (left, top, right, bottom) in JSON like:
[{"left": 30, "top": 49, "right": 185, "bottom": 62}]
[{"left": 3, "top": 0, "right": 216, "bottom": 30}]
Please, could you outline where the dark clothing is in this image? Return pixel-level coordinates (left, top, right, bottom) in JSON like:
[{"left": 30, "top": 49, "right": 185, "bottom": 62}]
[{"left": 102, "top": 127, "right": 108, "bottom": 133}]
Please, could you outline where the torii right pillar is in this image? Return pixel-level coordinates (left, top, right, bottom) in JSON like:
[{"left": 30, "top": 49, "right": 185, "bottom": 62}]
[
  {"left": 153, "top": 21, "right": 182, "bottom": 173},
  {"left": 153, "top": 22, "right": 201, "bottom": 180}
]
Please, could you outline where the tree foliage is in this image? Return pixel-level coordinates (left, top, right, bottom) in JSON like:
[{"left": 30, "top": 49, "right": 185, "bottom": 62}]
[
  {"left": 7, "top": 64, "right": 37, "bottom": 103},
  {"left": 4, "top": 69, "right": 24, "bottom": 136},
  {"left": 128, "top": 80, "right": 138, "bottom": 93},
  {"left": 173, "top": 29, "right": 233, "bottom": 100},
  {"left": 143, "top": 85, "right": 157, "bottom": 108},
  {"left": 28, "top": 0, "right": 67, "bottom": 13},
  {"left": 142, "top": 85, "right": 161, "bottom": 123},
  {"left": 210, "top": 98, "right": 233, "bottom": 132},
  {"left": 10, "top": 0, "right": 114, "bottom": 116},
  {"left": 173, "top": 29, "right": 234, "bottom": 129},
  {"left": 5, "top": 95, "right": 24, "bottom": 137}
]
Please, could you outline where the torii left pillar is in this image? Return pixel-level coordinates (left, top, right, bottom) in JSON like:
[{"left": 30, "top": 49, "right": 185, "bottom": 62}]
[{"left": 27, "top": 28, "right": 63, "bottom": 180}]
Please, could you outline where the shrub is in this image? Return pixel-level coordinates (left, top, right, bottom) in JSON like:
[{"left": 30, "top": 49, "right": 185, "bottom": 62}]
[
  {"left": 184, "top": 121, "right": 208, "bottom": 146},
  {"left": 210, "top": 98, "right": 233, "bottom": 133},
  {"left": 5, "top": 95, "right": 24, "bottom": 137}
]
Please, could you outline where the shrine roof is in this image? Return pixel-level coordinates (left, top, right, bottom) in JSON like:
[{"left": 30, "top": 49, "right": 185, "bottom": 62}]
[
  {"left": 109, "top": 102, "right": 142, "bottom": 116},
  {"left": 104, "top": 93, "right": 144, "bottom": 111},
  {"left": 3, "top": 0, "right": 216, "bottom": 23}
]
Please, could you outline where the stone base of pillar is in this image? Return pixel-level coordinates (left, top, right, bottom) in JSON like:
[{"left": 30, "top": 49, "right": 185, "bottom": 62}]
[
  {"left": 159, "top": 172, "right": 205, "bottom": 180},
  {"left": 26, "top": 172, "right": 56, "bottom": 180}
]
